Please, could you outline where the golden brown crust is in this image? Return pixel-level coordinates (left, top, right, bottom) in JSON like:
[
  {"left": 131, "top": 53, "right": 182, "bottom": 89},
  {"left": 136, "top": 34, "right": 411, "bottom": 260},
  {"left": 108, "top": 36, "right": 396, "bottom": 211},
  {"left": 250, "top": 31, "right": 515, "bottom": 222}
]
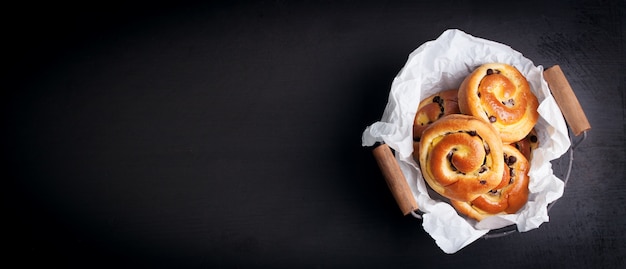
[
  {"left": 418, "top": 114, "right": 505, "bottom": 202},
  {"left": 511, "top": 129, "right": 539, "bottom": 161},
  {"left": 412, "top": 89, "right": 460, "bottom": 159},
  {"left": 458, "top": 63, "right": 539, "bottom": 143},
  {"left": 413, "top": 89, "right": 460, "bottom": 141},
  {"left": 450, "top": 144, "right": 530, "bottom": 221}
]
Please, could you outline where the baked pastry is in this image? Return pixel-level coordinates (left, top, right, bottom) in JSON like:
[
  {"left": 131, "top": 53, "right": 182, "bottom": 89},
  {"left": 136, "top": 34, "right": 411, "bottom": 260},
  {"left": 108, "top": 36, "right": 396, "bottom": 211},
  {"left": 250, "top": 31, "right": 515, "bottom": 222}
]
[
  {"left": 511, "top": 129, "right": 539, "bottom": 161},
  {"left": 413, "top": 89, "right": 461, "bottom": 141},
  {"left": 418, "top": 114, "right": 505, "bottom": 202},
  {"left": 412, "top": 89, "right": 461, "bottom": 158},
  {"left": 458, "top": 63, "right": 539, "bottom": 143},
  {"left": 450, "top": 144, "right": 530, "bottom": 221}
]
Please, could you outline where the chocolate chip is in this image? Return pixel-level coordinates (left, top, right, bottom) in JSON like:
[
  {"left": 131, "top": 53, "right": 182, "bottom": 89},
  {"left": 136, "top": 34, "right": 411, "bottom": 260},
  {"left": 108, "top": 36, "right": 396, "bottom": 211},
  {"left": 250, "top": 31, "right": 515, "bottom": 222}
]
[
  {"left": 489, "top": 189, "right": 498, "bottom": 194},
  {"left": 530, "top": 135, "right": 538, "bottom": 143},
  {"left": 447, "top": 150, "right": 458, "bottom": 171},
  {"left": 479, "top": 166, "right": 487, "bottom": 173},
  {"left": 485, "top": 68, "right": 501, "bottom": 75},
  {"left": 432, "top": 95, "right": 442, "bottom": 104},
  {"left": 447, "top": 149, "right": 458, "bottom": 159},
  {"left": 480, "top": 180, "right": 487, "bottom": 185},
  {"left": 502, "top": 98, "right": 515, "bottom": 106},
  {"left": 489, "top": 116, "right": 497, "bottom": 123},
  {"left": 477, "top": 92, "right": 481, "bottom": 98},
  {"left": 467, "top": 130, "right": 477, "bottom": 136},
  {"left": 484, "top": 144, "right": 490, "bottom": 155},
  {"left": 507, "top": 156, "right": 517, "bottom": 165}
]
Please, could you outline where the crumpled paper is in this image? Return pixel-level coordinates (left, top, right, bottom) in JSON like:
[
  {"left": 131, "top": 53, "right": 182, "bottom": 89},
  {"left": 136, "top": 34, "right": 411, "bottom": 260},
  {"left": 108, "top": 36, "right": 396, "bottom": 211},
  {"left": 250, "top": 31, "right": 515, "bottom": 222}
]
[{"left": 362, "top": 29, "right": 571, "bottom": 254}]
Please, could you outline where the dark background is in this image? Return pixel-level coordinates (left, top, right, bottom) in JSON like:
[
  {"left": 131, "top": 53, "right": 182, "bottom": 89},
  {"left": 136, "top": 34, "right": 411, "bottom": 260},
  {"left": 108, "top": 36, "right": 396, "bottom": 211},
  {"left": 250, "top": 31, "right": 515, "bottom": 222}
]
[{"left": 3, "top": 0, "right": 625, "bottom": 268}]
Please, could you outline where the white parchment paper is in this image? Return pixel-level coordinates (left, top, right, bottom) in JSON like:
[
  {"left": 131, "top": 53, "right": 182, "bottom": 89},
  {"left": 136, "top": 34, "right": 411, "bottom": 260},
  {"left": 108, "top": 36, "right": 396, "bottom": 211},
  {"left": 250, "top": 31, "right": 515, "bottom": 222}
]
[{"left": 361, "top": 29, "right": 570, "bottom": 254}]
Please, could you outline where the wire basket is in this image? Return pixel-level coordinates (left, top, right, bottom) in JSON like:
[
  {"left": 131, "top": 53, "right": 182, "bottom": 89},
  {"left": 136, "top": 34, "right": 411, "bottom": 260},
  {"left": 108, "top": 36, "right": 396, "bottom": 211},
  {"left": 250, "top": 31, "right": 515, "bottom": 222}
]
[
  {"left": 365, "top": 31, "right": 592, "bottom": 253},
  {"left": 371, "top": 65, "right": 591, "bottom": 240}
]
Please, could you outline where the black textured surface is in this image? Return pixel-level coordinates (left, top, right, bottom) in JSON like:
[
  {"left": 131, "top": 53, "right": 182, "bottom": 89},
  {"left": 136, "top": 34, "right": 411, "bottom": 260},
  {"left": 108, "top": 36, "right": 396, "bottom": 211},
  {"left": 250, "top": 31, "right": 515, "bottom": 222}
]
[{"left": 4, "top": 1, "right": 625, "bottom": 268}]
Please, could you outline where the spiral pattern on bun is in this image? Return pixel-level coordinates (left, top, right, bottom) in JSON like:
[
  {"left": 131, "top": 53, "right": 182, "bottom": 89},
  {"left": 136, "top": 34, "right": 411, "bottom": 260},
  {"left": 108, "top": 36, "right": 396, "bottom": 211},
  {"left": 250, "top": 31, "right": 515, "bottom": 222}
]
[
  {"left": 413, "top": 89, "right": 461, "bottom": 141},
  {"left": 458, "top": 63, "right": 539, "bottom": 143},
  {"left": 412, "top": 90, "right": 461, "bottom": 159},
  {"left": 450, "top": 144, "right": 530, "bottom": 221},
  {"left": 418, "top": 114, "right": 505, "bottom": 202}
]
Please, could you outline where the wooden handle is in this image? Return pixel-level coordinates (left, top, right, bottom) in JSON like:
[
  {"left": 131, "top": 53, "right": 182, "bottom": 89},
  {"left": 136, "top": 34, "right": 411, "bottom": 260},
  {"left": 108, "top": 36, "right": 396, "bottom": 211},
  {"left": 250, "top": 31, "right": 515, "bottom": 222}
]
[
  {"left": 543, "top": 65, "right": 591, "bottom": 136},
  {"left": 372, "top": 143, "right": 418, "bottom": 216}
]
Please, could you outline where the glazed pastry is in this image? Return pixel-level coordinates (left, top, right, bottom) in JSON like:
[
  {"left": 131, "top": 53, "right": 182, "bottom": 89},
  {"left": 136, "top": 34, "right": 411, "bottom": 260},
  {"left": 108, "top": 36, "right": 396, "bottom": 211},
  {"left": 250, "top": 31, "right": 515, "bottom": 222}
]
[
  {"left": 412, "top": 89, "right": 461, "bottom": 159},
  {"left": 418, "top": 114, "right": 505, "bottom": 202},
  {"left": 511, "top": 129, "right": 539, "bottom": 161},
  {"left": 450, "top": 144, "right": 530, "bottom": 221},
  {"left": 413, "top": 89, "right": 461, "bottom": 141},
  {"left": 458, "top": 63, "right": 539, "bottom": 143}
]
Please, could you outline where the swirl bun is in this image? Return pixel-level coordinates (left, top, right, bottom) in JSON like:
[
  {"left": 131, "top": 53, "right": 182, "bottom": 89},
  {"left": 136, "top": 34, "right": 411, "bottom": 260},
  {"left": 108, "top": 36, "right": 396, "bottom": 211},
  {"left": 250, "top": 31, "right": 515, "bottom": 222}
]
[
  {"left": 413, "top": 89, "right": 461, "bottom": 141},
  {"left": 412, "top": 90, "right": 461, "bottom": 158},
  {"left": 458, "top": 63, "right": 539, "bottom": 143},
  {"left": 418, "top": 114, "right": 505, "bottom": 202},
  {"left": 450, "top": 144, "right": 530, "bottom": 221},
  {"left": 512, "top": 129, "right": 539, "bottom": 161}
]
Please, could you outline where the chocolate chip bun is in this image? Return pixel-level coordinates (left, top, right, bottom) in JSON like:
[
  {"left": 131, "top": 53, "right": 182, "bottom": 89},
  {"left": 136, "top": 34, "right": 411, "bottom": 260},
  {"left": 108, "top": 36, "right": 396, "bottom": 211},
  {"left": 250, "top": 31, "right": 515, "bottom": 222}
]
[
  {"left": 458, "top": 63, "right": 539, "bottom": 143},
  {"left": 418, "top": 114, "right": 505, "bottom": 202},
  {"left": 412, "top": 89, "right": 461, "bottom": 159},
  {"left": 511, "top": 129, "right": 539, "bottom": 161},
  {"left": 413, "top": 89, "right": 461, "bottom": 141},
  {"left": 450, "top": 144, "right": 530, "bottom": 221}
]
